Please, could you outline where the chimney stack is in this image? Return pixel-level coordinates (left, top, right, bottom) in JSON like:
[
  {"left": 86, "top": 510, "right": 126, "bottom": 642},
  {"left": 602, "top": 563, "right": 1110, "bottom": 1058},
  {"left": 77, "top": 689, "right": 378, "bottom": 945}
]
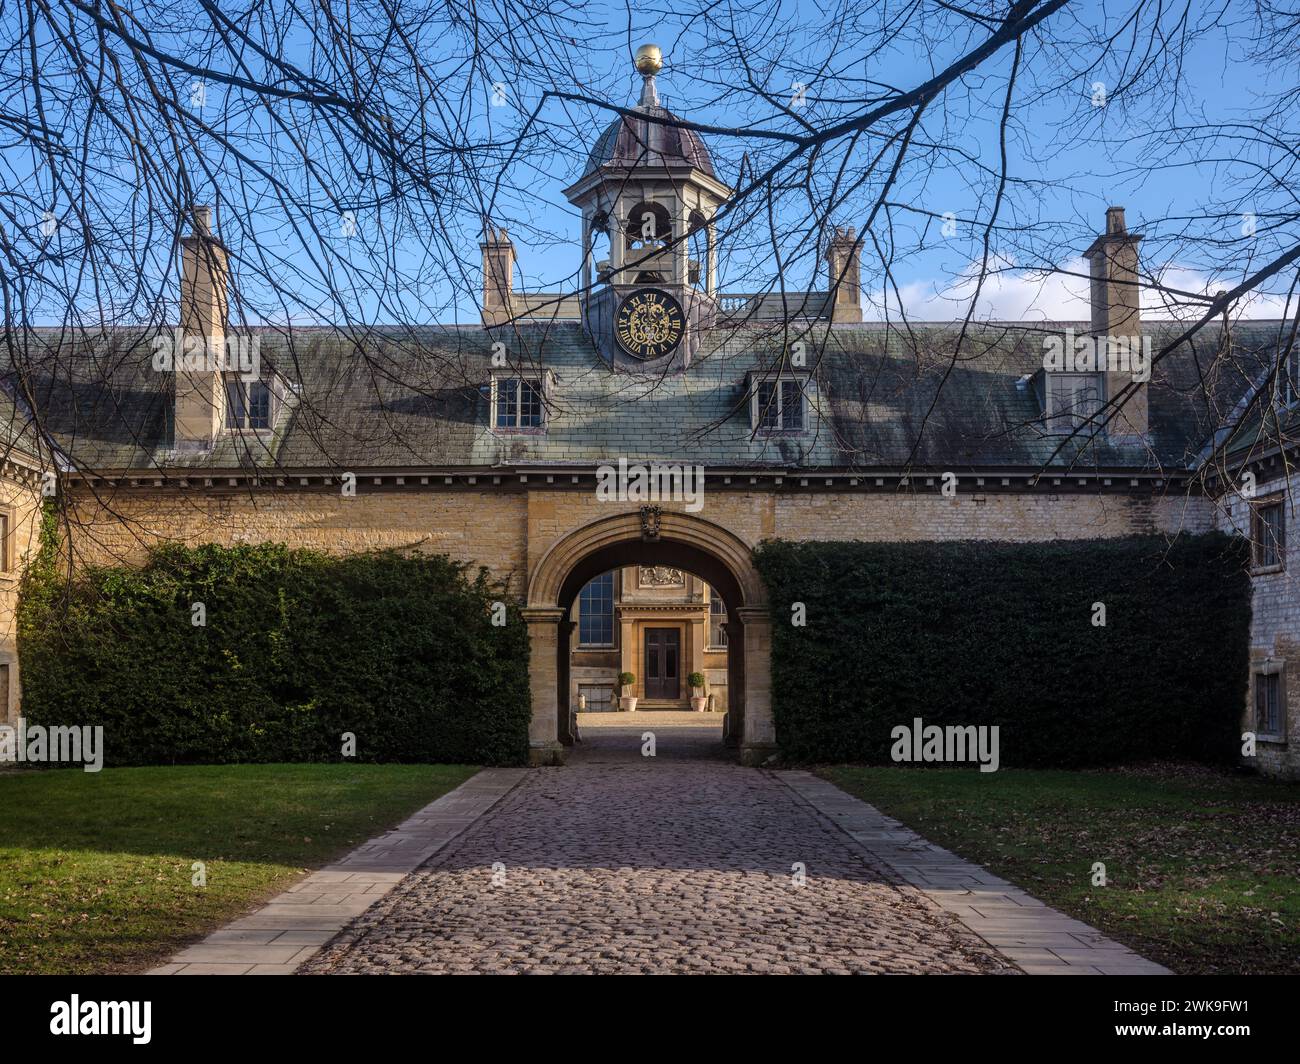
[
  {"left": 175, "top": 205, "right": 229, "bottom": 450},
  {"left": 480, "top": 226, "right": 516, "bottom": 326},
  {"left": 826, "top": 226, "right": 864, "bottom": 323},
  {"left": 1083, "top": 206, "right": 1147, "bottom": 438}
]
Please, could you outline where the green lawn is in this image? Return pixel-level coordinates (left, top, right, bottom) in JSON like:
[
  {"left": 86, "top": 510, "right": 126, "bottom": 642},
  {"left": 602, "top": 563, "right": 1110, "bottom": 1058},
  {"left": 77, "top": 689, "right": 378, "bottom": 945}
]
[
  {"left": 821, "top": 762, "right": 1300, "bottom": 975},
  {"left": 0, "top": 763, "right": 478, "bottom": 975}
]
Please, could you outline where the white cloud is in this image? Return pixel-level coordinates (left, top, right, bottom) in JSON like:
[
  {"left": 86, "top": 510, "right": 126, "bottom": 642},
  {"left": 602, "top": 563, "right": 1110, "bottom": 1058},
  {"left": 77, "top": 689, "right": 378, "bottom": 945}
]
[{"left": 867, "top": 256, "right": 1292, "bottom": 322}]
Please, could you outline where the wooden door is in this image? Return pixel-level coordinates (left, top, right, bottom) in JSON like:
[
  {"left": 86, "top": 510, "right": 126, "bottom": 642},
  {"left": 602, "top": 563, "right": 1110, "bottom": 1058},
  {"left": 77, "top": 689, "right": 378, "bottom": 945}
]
[{"left": 643, "top": 628, "right": 680, "bottom": 700}]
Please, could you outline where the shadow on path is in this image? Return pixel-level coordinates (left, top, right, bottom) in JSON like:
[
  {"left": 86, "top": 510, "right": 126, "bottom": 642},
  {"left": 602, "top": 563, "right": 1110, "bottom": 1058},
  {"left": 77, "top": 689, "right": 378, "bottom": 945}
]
[{"left": 568, "top": 711, "right": 730, "bottom": 763}]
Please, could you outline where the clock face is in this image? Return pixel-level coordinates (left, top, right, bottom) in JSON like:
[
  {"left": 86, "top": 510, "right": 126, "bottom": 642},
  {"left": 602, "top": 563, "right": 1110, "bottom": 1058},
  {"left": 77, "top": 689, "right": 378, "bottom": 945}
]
[{"left": 614, "top": 289, "right": 685, "bottom": 359}]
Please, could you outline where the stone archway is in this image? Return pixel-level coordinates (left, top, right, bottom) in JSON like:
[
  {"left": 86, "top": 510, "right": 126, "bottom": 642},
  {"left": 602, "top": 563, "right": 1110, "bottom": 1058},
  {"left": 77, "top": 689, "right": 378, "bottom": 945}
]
[{"left": 524, "top": 509, "right": 773, "bottom": 767}]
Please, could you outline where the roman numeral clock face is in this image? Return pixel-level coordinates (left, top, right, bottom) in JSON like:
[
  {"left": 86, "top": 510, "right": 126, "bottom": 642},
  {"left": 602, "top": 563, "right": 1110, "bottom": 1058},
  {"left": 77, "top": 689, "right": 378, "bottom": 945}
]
[{"left": 614, "top": 289, "right": 685, "bottom": 359}]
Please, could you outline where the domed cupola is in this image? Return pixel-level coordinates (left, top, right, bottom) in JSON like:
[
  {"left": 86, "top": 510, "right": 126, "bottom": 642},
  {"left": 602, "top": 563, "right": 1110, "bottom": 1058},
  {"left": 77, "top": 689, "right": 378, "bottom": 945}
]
[
  {"left": 582, "top": 76, "right": 718, "bottom": 179},
  {"left": 564, "top": 45, "right": 733, "bottom": 371}
]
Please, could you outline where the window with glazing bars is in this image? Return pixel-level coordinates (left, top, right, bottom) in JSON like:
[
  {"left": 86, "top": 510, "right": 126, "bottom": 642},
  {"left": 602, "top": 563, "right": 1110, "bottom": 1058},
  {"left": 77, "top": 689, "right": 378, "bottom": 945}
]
[
  {"left": 225, "top": 377, "right": 272, "bottom": 430},
  {"left": 578, "top": 571, "right": 615, "bottom": 646},
  {"left": 1255, "top": 671, "right": 1282, "bottom": 736},
  {"left": 708, "top": 586, "right": 728, "bottom": 648},
  {"left": 755, "top": 378, "right": 805, "bottom": 431},
  {"left": 495, "top": 378, "right": 543, "bottom": 429},
  {"left": 1253, "top": 499, "right": 1286, "bottom": 571}
]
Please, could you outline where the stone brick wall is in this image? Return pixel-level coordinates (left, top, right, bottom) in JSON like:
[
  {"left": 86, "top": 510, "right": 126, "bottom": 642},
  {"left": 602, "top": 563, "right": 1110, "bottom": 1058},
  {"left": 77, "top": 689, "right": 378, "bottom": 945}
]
[
  {"left": 68, "top": 484, "right": 1209, "bottom": 586},
  {"left": 1216, "top": 476, "right": 1300, "bottom": 779},
  {"left": 67, "top": 488, "right": 531, "bottom": 591},
  {"left": 525, "top": 486, "right": 1209, "bottom": 569},
  {"left": 0, "top": 475, "right": 46, "bottom": 724}
]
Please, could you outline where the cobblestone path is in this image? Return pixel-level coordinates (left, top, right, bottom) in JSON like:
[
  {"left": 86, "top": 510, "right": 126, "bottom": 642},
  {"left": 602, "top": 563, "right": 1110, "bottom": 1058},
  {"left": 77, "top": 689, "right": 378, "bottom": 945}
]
[{"left": 302, "top": 755, "right": 1015, "bottom": 975}]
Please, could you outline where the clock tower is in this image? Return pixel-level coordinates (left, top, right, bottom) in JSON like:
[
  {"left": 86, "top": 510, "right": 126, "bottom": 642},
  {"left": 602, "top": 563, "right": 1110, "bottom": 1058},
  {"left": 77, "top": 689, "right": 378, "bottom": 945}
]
[{"left": 564, "top": 44, "right": 732, "bottom": 370}]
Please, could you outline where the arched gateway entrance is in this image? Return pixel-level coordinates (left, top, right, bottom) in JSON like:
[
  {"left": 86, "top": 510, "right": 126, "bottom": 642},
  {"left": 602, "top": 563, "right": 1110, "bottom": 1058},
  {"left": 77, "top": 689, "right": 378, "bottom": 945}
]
[{"left": 523, "top": 510, "right": 775, "bottom": 766}]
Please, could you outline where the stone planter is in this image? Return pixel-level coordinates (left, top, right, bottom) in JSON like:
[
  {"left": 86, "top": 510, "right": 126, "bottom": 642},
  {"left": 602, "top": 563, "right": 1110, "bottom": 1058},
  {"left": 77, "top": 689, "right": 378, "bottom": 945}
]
[
  {"left": 691, "top": 693, "right": 708, "bottom": 712},
  {"left": 620, "top": 696, "right": 638, "bottom": 712}
]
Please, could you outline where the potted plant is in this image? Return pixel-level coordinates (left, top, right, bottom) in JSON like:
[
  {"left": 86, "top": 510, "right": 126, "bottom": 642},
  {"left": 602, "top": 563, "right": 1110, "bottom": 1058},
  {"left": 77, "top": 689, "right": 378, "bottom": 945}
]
[
  {"left": 688, "top": 672, "right": 708, "bottom": 712},
  {"left": 618, "top": 672, "right": 637, "bottom": 712}
]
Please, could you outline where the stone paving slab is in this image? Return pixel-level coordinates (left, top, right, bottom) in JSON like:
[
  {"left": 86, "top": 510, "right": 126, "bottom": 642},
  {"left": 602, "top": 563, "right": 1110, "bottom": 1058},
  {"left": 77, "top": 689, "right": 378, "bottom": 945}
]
[
  {"left": 775, "top": 770, "right": 1171, "bottom": 975},
  {"left": 147, "top": 767, "right": 528, "bottom": 975}
]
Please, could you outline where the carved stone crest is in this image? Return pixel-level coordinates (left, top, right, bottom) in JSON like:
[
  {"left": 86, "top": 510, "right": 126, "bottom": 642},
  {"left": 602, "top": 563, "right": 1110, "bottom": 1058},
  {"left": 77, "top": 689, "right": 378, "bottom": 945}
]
[
  {"left": 640, "top": 504, "right": 662, "bottom": 542},
  {"left": 638, "top": 565, "right": 685, "bottom": 589}
]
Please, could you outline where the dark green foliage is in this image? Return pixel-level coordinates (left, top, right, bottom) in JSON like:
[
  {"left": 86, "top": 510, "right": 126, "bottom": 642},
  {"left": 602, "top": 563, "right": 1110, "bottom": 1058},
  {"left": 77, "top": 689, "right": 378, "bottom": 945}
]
[
  {"left": 17, "top": 537, "right": 530, "bottom": 766},
  {"left": 753, "top": 534, "right": 1251, "bottom": 767}
]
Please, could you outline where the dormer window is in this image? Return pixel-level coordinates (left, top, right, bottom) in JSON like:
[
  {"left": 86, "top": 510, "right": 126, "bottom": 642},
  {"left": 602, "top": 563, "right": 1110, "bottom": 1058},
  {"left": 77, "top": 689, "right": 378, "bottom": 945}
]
[
  {"left": 1044, "top": 372, "right": 1102, "bottom": 433},
  {"left": 224, "top": 375, "right": 273, "bottom": 431},
  {"left": 492, "top": 375, "right": 546, "bottom": 431},
  {"left": 751, "top": 376, "right": 807, "bottom": 433}
]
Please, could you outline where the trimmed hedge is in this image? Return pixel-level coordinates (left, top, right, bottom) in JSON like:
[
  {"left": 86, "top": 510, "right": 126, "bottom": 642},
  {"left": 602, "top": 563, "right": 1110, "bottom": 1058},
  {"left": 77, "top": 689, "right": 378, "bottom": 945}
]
[
  {"left": 18, "top": 526, "right": 530, "bottom": 766},
  {"left": 754, "top": 534, "right": 1251, "bottom": 767}
]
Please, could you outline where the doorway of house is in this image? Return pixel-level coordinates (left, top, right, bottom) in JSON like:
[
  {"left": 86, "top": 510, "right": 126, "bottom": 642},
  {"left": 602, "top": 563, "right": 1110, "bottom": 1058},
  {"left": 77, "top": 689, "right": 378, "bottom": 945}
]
[{"left": 643, "top": 627, "right": 680, "bottom": 701}]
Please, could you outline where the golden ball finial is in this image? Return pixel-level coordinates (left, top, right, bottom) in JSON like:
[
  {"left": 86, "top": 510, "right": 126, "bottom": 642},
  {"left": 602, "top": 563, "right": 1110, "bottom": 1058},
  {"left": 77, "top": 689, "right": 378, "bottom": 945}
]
[{"left": 634, "top": 44, "right": 663, "bottom": 76}]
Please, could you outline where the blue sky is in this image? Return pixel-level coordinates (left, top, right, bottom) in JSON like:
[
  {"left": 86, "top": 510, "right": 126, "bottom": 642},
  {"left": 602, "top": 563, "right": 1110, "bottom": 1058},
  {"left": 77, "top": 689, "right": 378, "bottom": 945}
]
[
  {"left": 11, "top": 0, "right": 1294, "bottom": 326},
  {"left": 464, "top": 0, "right": 1293, "bottom": 324}
]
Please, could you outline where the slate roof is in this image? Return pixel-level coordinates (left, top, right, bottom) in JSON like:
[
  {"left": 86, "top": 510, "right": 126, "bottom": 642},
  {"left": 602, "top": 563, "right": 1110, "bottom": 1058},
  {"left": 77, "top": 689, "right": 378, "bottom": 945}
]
[
  {"left": 1203, "top": 322, "right": 1300, "bottom": 465},
  {"left": 1220, "top": 404, "right": 1300, "bottom": 462},
  {"left": 0, "top": 319, "right": 1281, "bottom": 476}
]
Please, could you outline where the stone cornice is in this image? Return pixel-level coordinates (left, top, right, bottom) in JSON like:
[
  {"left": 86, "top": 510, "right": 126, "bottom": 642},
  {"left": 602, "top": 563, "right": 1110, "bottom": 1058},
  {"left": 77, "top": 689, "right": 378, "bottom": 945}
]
[{"left": 64, "top": 465, "right": 1197, "bottom": 496}]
